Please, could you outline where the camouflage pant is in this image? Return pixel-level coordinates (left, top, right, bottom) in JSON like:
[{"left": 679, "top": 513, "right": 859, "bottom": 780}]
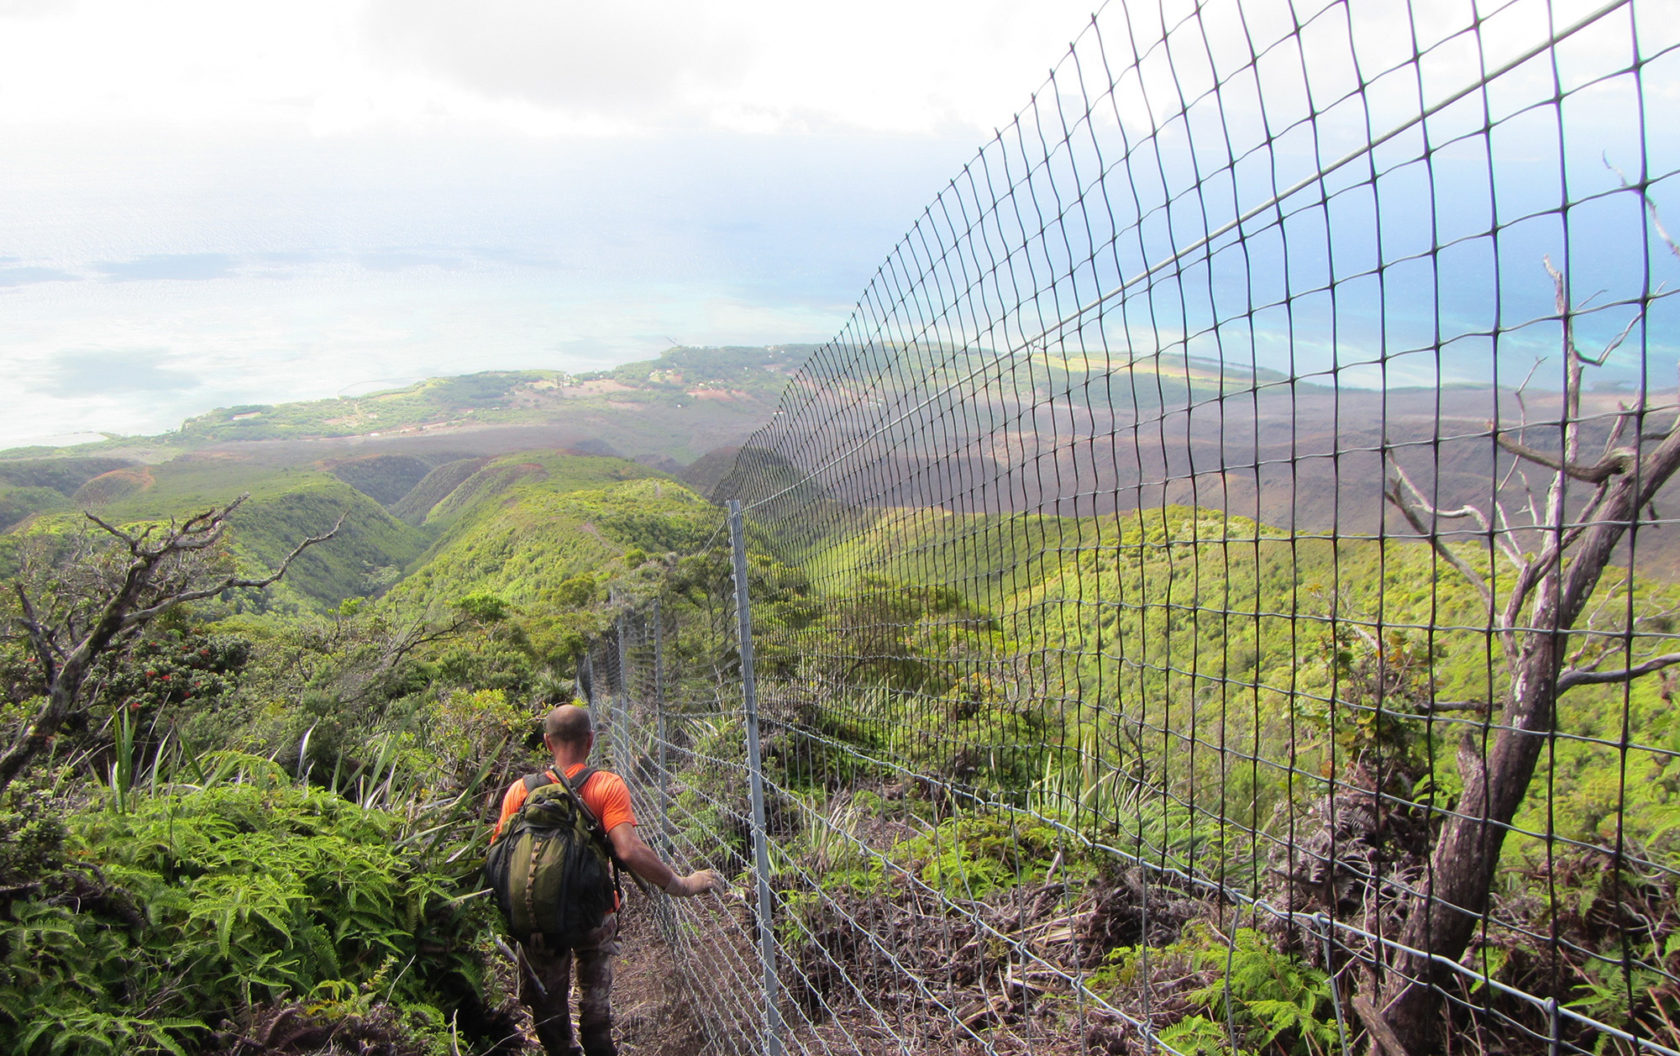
[{"left": 518, "top": 914, "right": 620, "bottom": 1056}]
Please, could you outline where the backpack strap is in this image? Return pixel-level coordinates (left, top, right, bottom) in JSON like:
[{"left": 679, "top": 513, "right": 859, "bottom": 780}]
[
  {"left": 559, "top": 767, "right": 603, "bottom": 834},
  {"left": 517, "top": 767, "right": 598, "bottom": 835},
  {"left": 554, "top": 766, "right": 627, "bottom": 905}
]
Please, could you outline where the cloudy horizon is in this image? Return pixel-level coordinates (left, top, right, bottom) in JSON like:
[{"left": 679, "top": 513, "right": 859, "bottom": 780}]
[
  {"left": 0, "top": 0, "right": 1106, "bottom": 448},
  {"left": 2, "top": 0, "right": 1673, "bottom": 451}
]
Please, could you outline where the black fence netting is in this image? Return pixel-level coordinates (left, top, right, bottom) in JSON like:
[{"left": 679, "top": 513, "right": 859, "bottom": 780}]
[{"left": 586, "top": 0, "right": 1680, "bottom": 1052}]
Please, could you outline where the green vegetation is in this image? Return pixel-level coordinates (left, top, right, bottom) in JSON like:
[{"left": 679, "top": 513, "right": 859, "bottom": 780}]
[
  {"left": 0, "top": 768, "right": 488, "bottom": 1055},
  {"left": 0, "top": 442, "right": 734, "bottom": 1052},
  {"left": 0, "top": 457, "right": 137, "bottom": 496},
  {"left": 1094, "top": 925, "right": 1338, "bottom": 1056},
  {"left": 5, "top": 453, "right": 1677, "bottom": 1052},
  {"left": 175, "top": 372, "right": 559, "bottom": 442},
  {"left": 3, "top": 346, "right": 1676, "bottom": 1053},
  {"left": 797, "top": 504, "right": 1680, "bottom": 858},
  {"left": 0, "top": 457, "right": 137, "bottom": 531},
  {"left": 727, "top": 496, "right": 1680, "bottom": 1053}
]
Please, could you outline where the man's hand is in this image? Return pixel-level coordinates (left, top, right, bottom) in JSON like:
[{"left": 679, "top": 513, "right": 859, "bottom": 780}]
[{"left": 664, "top": 869, "right": 723, "bottom": 897}]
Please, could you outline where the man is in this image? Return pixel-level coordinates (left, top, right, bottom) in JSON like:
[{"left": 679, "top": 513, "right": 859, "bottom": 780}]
[{"left": 493, "top": 703, "right": 721, "bottom": 1056}]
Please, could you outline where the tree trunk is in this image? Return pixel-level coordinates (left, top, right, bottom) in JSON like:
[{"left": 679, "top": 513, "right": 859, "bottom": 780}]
[
  {"left": 1378, "top": 425, "right": 1680, "bottom": 1052},
  {"left": 1379, "top": 638, "right": 1559, "bottom": 1053},
  {"left": 0, "top": 644, "right": 98, "bottom": 792}
]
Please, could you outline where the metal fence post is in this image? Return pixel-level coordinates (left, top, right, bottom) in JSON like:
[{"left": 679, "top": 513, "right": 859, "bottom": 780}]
[
  {"left": 615, "top": 612, "right": 631, "bottom": 777},
  {"left": 729, "top": 500, "right": 784, "bottom": 1056},
  {"left": 653, "top": 598, "right": 672, "bottom": 856}
]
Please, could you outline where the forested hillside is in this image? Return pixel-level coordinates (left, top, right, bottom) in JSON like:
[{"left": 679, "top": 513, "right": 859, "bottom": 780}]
[
  {"left": 796, "top": 503, "right": 1680, "bottom": 853},
  {"left": 0, "top": 434, "right": 733, "bottom": 1053}
]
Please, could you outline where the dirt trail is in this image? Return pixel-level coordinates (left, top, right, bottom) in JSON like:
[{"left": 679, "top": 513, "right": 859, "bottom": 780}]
[
  {"left": 493, "top": 896, "right": 714, "bottom": 1056},
  {"left": 503, "top": 884, "right": 1120, "bottom": 1056},
  {"left": 602, "top": 899, "right": 713, "bottom": 1056}
]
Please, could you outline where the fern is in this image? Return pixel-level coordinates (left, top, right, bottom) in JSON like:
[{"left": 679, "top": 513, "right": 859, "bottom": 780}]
[
  {"left": 0, "top": 779, "right": 490, "bottom": 1056},
  {"left": 1184, "top": 928, "right": 1339, "bottom": 1056}
]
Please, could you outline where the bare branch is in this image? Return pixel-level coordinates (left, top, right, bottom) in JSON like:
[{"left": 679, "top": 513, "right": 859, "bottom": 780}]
[
  {"left": 0, "top": 497, "right": 343, "bottom": 794},
  {"left": 1591, "top": 311, "right": 1643, "bottom": 367},
  {"left": 88, "top": 495, "right": 248, "bottom": 555},
  {"left": 85, "top": 511, "right": 157, "bottom": 550},
  {"left": 1384, "top": 457, "right": 1495, "bottom": 614},
  {"left": 1559, "top": 652, "right": 1680, "bottom": 692},
  {"left": 1500, "top": 475, "right": 1615, "bottom": 636},
  {"left": 1556, "top": 424, "right": 1680, "bottom": 626},
  {"left": 1384, "top": 188, "right": 1680, "bottom": 1048},
  {"left": 1494, "top": 365, "right": 1549, "bottom": 557},
  {"left": 1387, "top": 459, "right": 1494, "bottom": 531},
  {"left": 1508, "top": 358, "right": 1542, "bottom": 433},
  {"left": 1563, "top": 637, "right": 1619, "bottom": 675},
  {"left": 1545, "top": 255, "right": 1583, "bottom": 438},
  {"left": 114, "top": 509, "right": 347, "bottom": 630},
  {"left": 1603, "top": 404, "right": 1636, "bottom": 453},
  {"left": 1486, "top": 499, "right": 1529, "bottom": 571},
  {"left": 1607, "top": 156, "right": 1680, "bottom": 261},
  {"left": 1353, "top": 995, "right": 1412, "bottom": 1056},
  {"left": 1493, "top": 432, "right": 1636, "bottom": 484},
  {"left": 379, "top": 614, "right": 471, "bottom": 674},
  {"left": 1342, "top": 621, "right": 1380, "bottom": 651},
  {"left": 11, "top": 583, "right": 56, "bottom": 681}
]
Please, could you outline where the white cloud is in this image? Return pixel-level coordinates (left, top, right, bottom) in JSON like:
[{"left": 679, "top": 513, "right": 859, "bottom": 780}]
[
  {"left": 0, "top": 0, "right": 1106, "bottom": 137},
  {"left": 0, "top": 0, "right": 1661, "bottom": 142},
  {"left": 0, "top": 0, "right": 1671, "bottom": 449}
]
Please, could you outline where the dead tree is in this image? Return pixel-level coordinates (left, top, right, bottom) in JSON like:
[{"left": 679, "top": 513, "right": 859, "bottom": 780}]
[
  {"left": 1374, "top": 254, "right": 1680, "bottom": 1052},
  {"left": 0, "top": 495, "right": 340, "bottom": 794}
]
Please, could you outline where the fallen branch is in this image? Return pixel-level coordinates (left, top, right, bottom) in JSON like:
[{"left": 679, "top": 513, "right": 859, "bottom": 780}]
[{"left": 1352, "top": 995, "right": 1410, "bottom": 1056}]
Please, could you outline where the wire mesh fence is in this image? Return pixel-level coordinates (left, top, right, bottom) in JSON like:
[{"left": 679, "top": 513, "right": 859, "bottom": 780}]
[{"left": 588, "top": 0, "right": 1680, "bottom": 1052}]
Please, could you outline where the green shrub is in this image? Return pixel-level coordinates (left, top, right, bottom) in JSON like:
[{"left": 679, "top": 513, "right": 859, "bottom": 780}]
[
  {"left": 1095, "top": 924, "right": 1337, "bottom": 1056},
  {"left": 0, "top": 772, "right": 491, "bottom": 1056},
  {"left": 896, "top": 811, "right": 1064, "bottom": 900}
]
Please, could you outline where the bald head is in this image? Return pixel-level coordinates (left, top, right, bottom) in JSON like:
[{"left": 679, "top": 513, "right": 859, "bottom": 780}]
[{"left": 544, "top": 703, "right": 594, "bottom": 748}]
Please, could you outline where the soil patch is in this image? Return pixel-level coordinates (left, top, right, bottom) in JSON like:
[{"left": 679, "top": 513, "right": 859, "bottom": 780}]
[{"left": 606, "top": 899, "right": 713, "bottom": 1056}]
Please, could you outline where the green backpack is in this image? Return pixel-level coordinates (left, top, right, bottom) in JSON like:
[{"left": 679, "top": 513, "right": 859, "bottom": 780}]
[{"left": 485, "top": 768, "right": 620, "bottom": 947}]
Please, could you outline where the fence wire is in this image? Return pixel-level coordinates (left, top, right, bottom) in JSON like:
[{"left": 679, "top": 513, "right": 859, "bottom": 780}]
[{"left": 591, "top": 0, "right": 1680, "bottom": 1052}]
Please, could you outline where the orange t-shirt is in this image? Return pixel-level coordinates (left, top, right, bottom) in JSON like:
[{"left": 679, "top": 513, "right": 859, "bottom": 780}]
[{"left": 492, "top": 763, "right": 637, "bottom": 843}]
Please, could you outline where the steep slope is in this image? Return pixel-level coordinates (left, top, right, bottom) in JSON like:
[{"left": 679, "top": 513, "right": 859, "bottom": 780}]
[
  {"left": 323, "top": 453, "right": 437, "bottom": 506},
  {"left": 10, "top": 453, "right": 428, "bottom": 613},
  {"left": 393, "top": 457, "right": 491, "bottom": 524},
  {"left": 392, "top": 454, "right": 718, "bottom": 616},
  {"left": 0, "top": 456, "right": 138, "bottom": 495},
  {"left": 0, "top": 484, "right": 71, "bottom": 531},
  {"left": 0, "top": 456, "right": 138, "bottom": 530},
  {"left": 71, "top": 466, "right": 155, "bottom": 506}
]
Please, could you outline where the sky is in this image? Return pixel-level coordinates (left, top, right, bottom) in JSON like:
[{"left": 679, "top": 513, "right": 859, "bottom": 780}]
[
  {"left": 0, "top": 0, "right": 1103, "bottom": 447},
  {"left": 0, "top": 0, "right": 1674, "bottom": 451}
]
